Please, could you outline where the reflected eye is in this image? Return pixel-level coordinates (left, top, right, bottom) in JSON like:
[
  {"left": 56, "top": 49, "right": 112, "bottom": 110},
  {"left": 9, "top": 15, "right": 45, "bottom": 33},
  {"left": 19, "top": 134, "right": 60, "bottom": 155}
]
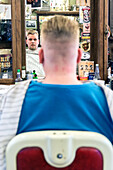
[{"left": 29, "top": 38, "right": 37, "bottom": 41}]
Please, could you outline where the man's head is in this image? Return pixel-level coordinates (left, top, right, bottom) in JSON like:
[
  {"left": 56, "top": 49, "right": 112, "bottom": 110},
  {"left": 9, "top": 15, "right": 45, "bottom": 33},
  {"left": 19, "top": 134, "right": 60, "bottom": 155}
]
[
  {"left": 39, "top": 15, "right": 82, "bottom": 76},
  {"left": 26, "top": 30, "right": 39, "bottom": 50}
]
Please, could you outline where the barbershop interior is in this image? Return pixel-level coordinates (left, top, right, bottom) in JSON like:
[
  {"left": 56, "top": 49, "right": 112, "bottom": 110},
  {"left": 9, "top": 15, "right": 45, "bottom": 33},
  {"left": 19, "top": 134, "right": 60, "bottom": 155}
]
[{"left": 0, "top": 0, "right": 113, "bottom": 170}]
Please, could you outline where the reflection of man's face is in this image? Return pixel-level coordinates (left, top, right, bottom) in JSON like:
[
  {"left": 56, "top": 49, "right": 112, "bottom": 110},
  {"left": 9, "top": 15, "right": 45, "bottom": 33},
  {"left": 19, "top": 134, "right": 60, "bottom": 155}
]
[
  {"left": 27, "top": 0, "right": 33, "bottom": 3},
  {"left": 27, "top": 33, "right": 38, "bottom": 50}
]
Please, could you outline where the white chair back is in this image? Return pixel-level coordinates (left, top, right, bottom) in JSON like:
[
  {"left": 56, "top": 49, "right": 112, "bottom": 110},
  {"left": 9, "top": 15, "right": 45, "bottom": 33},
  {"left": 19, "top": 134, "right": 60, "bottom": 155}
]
[{"left": 6, "top": 131, "right": 113, "bottom": 170}]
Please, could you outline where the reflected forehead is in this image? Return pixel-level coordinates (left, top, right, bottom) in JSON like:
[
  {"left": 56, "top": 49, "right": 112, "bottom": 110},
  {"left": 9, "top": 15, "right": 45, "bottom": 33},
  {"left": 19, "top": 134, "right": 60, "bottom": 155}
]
[{"left": 27, "top": 34, "right": 38, "bottom": 39}]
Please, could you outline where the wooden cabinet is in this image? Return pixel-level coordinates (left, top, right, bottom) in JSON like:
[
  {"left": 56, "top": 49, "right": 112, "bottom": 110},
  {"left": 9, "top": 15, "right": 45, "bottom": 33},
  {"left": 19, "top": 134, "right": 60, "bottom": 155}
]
[
  {"left": 90, "top": 0, "right": 108, "bottom": 81},
  {"left": 0, "top": 0, "right": 26, "bottom": 84}
]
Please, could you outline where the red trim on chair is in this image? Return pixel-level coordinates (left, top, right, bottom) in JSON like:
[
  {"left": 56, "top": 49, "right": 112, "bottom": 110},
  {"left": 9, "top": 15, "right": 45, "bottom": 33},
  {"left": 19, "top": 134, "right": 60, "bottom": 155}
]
[{"left": 17, "top": 147, "right": 103, "bottom": 170}]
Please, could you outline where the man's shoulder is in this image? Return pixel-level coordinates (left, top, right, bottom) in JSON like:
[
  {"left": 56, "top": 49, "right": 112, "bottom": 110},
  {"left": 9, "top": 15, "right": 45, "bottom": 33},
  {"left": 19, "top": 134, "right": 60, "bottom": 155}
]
[
  {"left": 4, "top": 80, "right": 31, "bottom": 97},
  {"left": 0, "top": 80, "right": 31, "bottom": 111},
  {"left": 94, "top": 81, "right": 113, "bottom": 120},
  {"left": 14, "top": 80, "right": 31, "bottom": 89}
]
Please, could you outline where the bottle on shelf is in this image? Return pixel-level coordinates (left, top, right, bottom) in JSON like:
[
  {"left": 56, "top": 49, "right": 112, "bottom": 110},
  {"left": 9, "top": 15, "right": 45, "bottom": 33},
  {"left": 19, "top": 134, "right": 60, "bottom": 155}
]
[
  {"left": 15, "top": 68, "right": 22, "bottom": 84},
  {"left": 2, "top": 69, "right": 8, "bottom": 79},
  {"left": 107, "top": 67, "right": 111, "bottom": 84},
  {"left": 33, "top": 74, "right": 38, "bottom": 79},
  {"left": 94, "top": 64, "right": 101, "bottom": 80},
  {"left": 26, "top": 70, "right": 33, "bottom": 80},
  {"left": 33, "top": 70, "right": 36, "bottom": 76},
  {"left": 22, "top": 66, "right": 26, "bottom": 81},
  {"left": 33, "top": 70, "right": 38, "bottom": 79}
]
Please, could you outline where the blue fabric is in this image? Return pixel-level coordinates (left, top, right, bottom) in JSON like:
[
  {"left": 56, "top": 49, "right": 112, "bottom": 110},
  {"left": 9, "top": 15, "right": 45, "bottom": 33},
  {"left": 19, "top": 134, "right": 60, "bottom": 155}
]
[{"left": 17, "top": 81, "right": 113, "bottom": 143}]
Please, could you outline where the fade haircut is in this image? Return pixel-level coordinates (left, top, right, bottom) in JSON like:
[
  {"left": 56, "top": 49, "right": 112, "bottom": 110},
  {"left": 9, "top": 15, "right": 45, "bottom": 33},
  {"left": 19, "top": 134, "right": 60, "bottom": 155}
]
[
  {"left": 27, "top": 30, "right": 38, "bottom": 36},
  {"left": 41, "top": 15, "right": 79, "bottom": 43}
]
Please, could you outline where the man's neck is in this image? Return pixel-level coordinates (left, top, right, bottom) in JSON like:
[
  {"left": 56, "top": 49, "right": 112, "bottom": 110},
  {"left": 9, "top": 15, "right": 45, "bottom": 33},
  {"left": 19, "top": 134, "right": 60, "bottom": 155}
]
[
  {"left": 42, "top": 73, "right": 82, "bottom": 85},
  {"left": 26, "top": 49, "right": 38, "bottom": 54}
]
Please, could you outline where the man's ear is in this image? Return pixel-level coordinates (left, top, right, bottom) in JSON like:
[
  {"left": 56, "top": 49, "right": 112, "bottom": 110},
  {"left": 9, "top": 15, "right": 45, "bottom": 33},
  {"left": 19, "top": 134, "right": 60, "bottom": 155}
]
[
  {"left": 77, "top": 48, "right": 82, "bottom": 63},
  {"left": 39, "top": 48, "right": 44, "bottom": 64}
]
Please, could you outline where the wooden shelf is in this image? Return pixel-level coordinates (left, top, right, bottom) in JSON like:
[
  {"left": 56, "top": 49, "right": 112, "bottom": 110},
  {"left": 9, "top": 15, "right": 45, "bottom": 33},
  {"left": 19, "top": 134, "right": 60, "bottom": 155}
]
[
  {"left": 0, "top": 78, "right": 14, "bottom": 85},
  {"left": 34, "top": 11, "right": 79, "bottom": 16}
]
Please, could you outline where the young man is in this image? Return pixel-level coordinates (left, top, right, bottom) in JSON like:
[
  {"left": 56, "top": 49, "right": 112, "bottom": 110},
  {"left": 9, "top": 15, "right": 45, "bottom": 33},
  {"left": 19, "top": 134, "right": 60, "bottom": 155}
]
[
  {"left": 26, "top": 29, "right": 45, "bottom": 78},
  {"left": 0, "top": 15, "right": 113, "bottom": 170},
  {"left": 26, "top": 29, "right": 39, "bottom": 51}
]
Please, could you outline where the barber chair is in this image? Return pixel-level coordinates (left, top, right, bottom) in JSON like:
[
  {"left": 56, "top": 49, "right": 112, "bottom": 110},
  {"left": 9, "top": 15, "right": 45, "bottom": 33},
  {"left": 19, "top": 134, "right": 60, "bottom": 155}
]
[{"left": 6, "top": 131, "right": 113, "bottom": 170}]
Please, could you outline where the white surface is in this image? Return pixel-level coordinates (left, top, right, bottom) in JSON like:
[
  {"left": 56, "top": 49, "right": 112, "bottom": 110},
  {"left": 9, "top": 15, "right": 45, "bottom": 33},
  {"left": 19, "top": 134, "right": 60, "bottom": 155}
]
[
  {"left": 0, "top": 85, "right": 14, "bottom": 114},
  {"left": 26, "top": 49, "right": 45, "bottom": 77}
]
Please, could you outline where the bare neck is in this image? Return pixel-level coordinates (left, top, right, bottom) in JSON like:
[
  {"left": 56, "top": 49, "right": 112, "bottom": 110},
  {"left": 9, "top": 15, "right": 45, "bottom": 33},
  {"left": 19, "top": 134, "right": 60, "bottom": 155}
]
[
  {"left": 42, "top": 70, "right": 81, "bottom": 85},
  {"left": 42, "top": 49, "right": 81, "bottom": 85}
]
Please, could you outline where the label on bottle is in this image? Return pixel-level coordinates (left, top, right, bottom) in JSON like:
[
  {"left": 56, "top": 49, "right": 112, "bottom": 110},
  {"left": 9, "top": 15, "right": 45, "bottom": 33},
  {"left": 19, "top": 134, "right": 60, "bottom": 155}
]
[
  {"left": 2, "top": 73, "right": 8, "bottom": 79},
  {"left": 22, "top": 70, "right": 26, "bottom": 79}
]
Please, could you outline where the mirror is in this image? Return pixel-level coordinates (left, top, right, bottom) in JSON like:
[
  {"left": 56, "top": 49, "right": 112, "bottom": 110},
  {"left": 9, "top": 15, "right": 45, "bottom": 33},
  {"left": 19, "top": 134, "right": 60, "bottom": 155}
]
[{"left": 25, "top": 0, "right": 91, "bottom": 79}]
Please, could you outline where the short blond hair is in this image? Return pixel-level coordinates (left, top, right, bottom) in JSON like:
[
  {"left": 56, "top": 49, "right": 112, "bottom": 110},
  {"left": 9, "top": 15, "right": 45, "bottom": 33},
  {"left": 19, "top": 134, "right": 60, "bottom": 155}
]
[
  {"left": 41, "top": 15, "right": 79, "bottom": 42},
  {"left": 27, "top": 30, "right": 38, "bottom": 36}
]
